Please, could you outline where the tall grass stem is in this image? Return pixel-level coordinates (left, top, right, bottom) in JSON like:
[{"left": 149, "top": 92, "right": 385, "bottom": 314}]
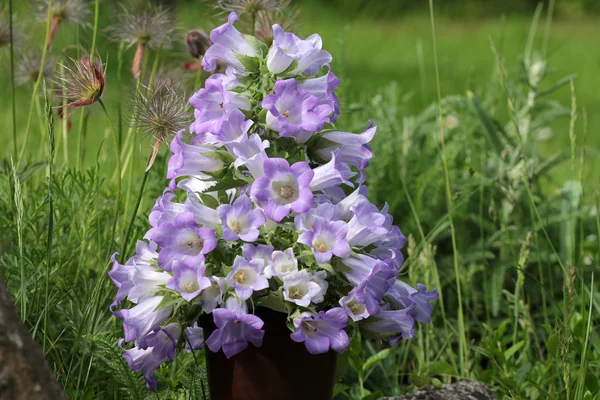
[
  {"left": 9, "top": 0, "right": 17, "bottom": 157},
  {"left": 428, "top": 0, "right": 469, "bottom": 377},
  {"left": 17, "top": 0, "right": 53, "bottom": 168},
  {"left": 99, "top": 99, "right": 122, "bottom": 257}
]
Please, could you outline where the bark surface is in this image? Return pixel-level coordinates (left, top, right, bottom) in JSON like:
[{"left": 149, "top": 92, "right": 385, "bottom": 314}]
[{"left": 0, "top": 281, "right": 65, "bottom": 400}]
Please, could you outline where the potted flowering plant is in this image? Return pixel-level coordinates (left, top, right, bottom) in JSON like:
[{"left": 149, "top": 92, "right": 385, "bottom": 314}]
[{"left": 109, "top": 12, "right": 438, "bottom": 399}]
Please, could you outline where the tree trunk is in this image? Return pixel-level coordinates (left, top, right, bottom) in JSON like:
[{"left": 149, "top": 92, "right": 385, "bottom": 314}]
[{"left": 0, "top": 281, "right": 65, "bottom": 400}]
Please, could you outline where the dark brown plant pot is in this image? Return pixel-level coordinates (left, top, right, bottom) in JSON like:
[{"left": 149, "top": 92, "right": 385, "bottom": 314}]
[{"left": 201, "top": 307, "right": 338, "bottom": 400}]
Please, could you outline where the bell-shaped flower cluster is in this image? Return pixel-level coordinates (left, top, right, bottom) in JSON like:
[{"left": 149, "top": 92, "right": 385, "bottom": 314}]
[{"left": 111, "top": 12, "right": 438, "bottom": 389}]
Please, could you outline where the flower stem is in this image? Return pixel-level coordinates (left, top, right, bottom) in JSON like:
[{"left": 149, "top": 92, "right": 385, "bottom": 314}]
[
  {"left": 98, "top": 98, "right": 122, "bottom": 257},
  {"left": 429, "top": 0, "right": 469, "bottom": 377},
  {"left": 17, "top": 0, "right": 53, "bottom": 169},
  {"left": 90, "top": 0, "right": 100, "bottom": 61},
  {"left": 9, "top": 0, "right": 17, "bottom": 157},
  {"left": 121, "top": 152, "right": 153, "bottom": 259}
]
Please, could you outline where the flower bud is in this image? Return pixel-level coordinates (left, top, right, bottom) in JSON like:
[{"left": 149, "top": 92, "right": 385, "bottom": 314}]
[{"left": 186, "top": 30, "right": 211, "bottom": 59}]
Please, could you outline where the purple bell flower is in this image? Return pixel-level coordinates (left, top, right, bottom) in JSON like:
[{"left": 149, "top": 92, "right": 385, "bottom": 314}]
[
  {"left": 168, "top": 130, "right": 225, "bottom": 179},
  {"left": 294, "top": 202, "right": 341, "bottom": 232},
  {"left": 290, "top": 308, "right": 349, "bottom": 354},
  {"left": 262, "top": 79, "right": 332, "bottom": 143},
  {"left": 217, "top": 195, "right": 266, "bottom": 242},
  {"left": 298, "top": 216, "right": 350, "bottom": 264},
  {"left": 341, "top": 255, "right": 397, "bottom": 316},
  {"left": 263, "top": 248, "right": 297, "bottom": 278},
  {"left": 151, "top": 212, "right": 217, "bottom": 271},
  {"left": 345, "top": 198, "right": 388, "bottom": 247},
  {"left": 314, "top": 123, "right": 376, "bottom": 183},
  {"left": 205, "top": 298, "right": 265, "bottom": 359},
  {"left": 309, "top": 151, "right": 355, "bottom": 192},
  {"left": 185, "top": 322, "right": 205, "bottom": 352},
  {"left": 297, "top": 66, "right": 341, "bottom": 122},
  {"left": 202, "top": 12, "right": 258, "bottom": 72},
  {"left": 184, "top": 194, "right": 221, "bottom": 227},
  {"left": 166, "top": 260, "right": 212, "bottom": 302},
  {"left": 386, "top": 280, "right": 439, "bottom": 324},
  {"left": 242, "top": 243, "right": 274, "bottom": 268},
  {"left": 121, "top": 323, "right": 181, "bottom": 389},
  {"left": 339, "top": 292, "right": 370, "bottom": 321},
  {"left": 214, "top": 109, "right": 254, "bottom": 152},
  {"left": 250, "top": 158, "right": 314, "bottom": 222},
  {"left": 363, "top": 306, "right": 416, "bottom": 344},
  {"left": 267, "top": 24, "right": 332, "bottom": 75},
  {"left": 282, "top": 270, "right": 322, "bottom": 307},
  {"left": 121, "top": 296, "right": 173, "bottom": 348},
  {"left": 231, "top": 133, "right": 270, "bottom": 179},
  {"left": 127, "top": 264, "right": 171, "bottom": 304},
  {"left": 200, "top": 277, "right": 226, "bottom": 313},
  {"left": 189, "top": 77, "right": 251, "bottom": 135},
  {"left": 226, "top": 256, "right": 268, "bottom": 300}
]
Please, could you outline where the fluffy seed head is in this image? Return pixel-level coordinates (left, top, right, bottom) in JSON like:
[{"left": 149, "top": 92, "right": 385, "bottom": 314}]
[
  {"left": 132, "top": 77, "right": 190, "bottom": 143},
  {"left": 212, "top": 0, "right": 290, "bottom": 15},
  {"left": 37, "top": 0, "right": 90, "bottom": 26},
  {"left": 17, "top": 52, "right": 55, "bottom": 86},
  {"left": 55, "top": 55, "right": 105, "bottom": 108},
  {"left": 108, "top": 4, "right": 176, "bottom": 50},
  {"left": 254, "top": 7, "right": 299, "bottom": 45}
]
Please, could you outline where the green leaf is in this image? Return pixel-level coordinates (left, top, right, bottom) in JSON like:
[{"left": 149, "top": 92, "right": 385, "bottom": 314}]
[
  {"left": 537, "top": 73, "right": 578, "bottom": 97},
  {"left": 503, "top": 340, "right": 525, "bottom": 360},
  {"left": 199, "top": 194, "right": 219, "bottom": 209},
  {"left": 515, "top": 362, "right": 531, "bottom": 383},
  {"left": 317, "top": 262, "right": 336, "bottom": 275},
  {"left": 235, "top": 52, "right": 260, "bottom": 72},
  {"left": 362, "top": 348, "right": 390, "bottom": 374},
  {"left": 206, "top": 179, "right": 249, "bottom": 192},
  {"left": 348, "top": 351, "right": 363, "bottom": 374},
  {"left": 427, "top": 360, "right": 455, "bottom": 376},
  {"left": 156, "top": 293, "right": 179, "bottom": 311},
  {"left": 362, "top": 391, "right": 384, "bottom": 400},
  {"left": 467, "top": 90, "right": 512, "bottom": 153},
  {"left": 585, "top": 370, "right": 599, "bottom": 392},
  {"left": 333, "top": 384, "right": 349, "bottom": 397},
  {"left": 257, "top": 293, "right": 287, "bottom": 313},
  {"left": 243, "top": 34, "right": 269, "bottom": 54}
]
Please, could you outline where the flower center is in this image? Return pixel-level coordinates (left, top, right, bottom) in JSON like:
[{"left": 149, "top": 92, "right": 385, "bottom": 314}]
[
  {"left": 282, "top": 47, "right": 288, "bottom": 53},
  {"left": 187, "top": 238, "right": 204, "bottom": 250},
  {"left": 301, "top": 320, "right": 318, "bottom": 333},
  {"left": 182, "top": 280, "right": 200, "bottom": 293},
  {"left": 280, "top": 185, "right": 295, "bottom": 199},
  {"left": 219, "top": 102, "right": 224, "bottom": 109},
  {"left": 233, "top": 270, "right": 247, "bottom": 284},
  {"left": 312, "top": 238, "right": 330, "bottom": 253},
  {"left": 289, "top": 286, "right": 304, "bottom": 300},
  {"left": 348, "top": 302, "right": 363, "bottom": 315},
  {"left": 228, "top": 219, "right": 242, "bottom": 234},
  {"left": 282, "top": 110, "right": 289, "bottom": 118}
]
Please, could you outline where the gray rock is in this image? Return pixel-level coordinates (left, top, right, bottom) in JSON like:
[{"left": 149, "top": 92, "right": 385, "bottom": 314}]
[{"left": 384, "top": 380, "right": 496, "bottom": 400}]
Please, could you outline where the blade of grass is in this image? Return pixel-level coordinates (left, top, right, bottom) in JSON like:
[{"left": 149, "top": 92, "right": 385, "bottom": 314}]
[
  {"left": 17, "top": 0, "right": 53, "bottom": 168},
  {"left": 10, "top": 156, "right": 25, "bottom": 319},
  {"left": 575, "top": 272, "right": 594, "bottom": 399},
  {"left": 42, "top": 85, "right": 55, "bottom": 354},
  {"left": 428, "top": 0, "right": 469, "bottom": 377},
  {"left": 9, "top": 0, "right": 17, "bottom": 157},
  {"left": 98, "top": 99, "right": 122, "bottom": 259},
  {"left": 542, "top": 0, "right": 555, "bottom": 58}
]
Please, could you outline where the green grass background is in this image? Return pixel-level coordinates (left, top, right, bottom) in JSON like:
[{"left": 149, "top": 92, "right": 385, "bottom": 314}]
[{"left": 2, "top": 1, "right": 599, "bottom": 185}]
